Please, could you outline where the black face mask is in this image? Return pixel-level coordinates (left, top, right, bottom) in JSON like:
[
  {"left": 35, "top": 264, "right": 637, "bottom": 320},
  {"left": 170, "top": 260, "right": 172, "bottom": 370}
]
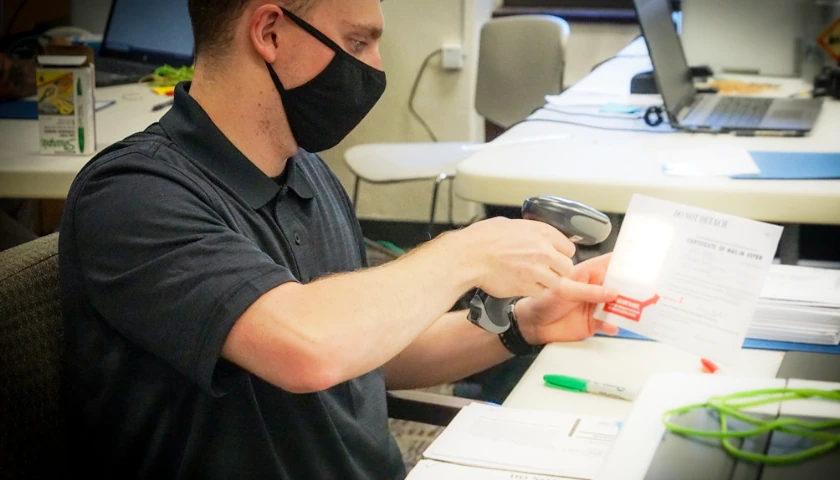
[{"left": 266, "top": 8, "right": 386, "bottom": 153}]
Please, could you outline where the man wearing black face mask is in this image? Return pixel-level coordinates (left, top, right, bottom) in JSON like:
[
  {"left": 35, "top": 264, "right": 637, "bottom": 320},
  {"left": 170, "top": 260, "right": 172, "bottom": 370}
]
[{"left": 59, "top": 1, "right": 619, "bottom": 478}]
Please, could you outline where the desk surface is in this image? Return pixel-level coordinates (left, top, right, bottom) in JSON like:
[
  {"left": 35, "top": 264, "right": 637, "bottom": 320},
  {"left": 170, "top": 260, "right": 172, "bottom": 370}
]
[
  {"left": 502, "top": 337, "right": 785, "bottom": 420},
  {"left": 0, "top": 84, "right": 167, "bottom": 199},
  {"left": 454, "top": 38, "right": 840, "bottom": 225}
]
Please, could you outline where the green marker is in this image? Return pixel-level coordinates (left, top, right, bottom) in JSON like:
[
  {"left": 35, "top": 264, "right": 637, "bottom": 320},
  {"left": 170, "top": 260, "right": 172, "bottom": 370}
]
[
  {"left": 543, "top": 374, "right": 636, "bottom": 401},
  {"left": 77, "top": 77, "right": 84, "bottom": 153}
]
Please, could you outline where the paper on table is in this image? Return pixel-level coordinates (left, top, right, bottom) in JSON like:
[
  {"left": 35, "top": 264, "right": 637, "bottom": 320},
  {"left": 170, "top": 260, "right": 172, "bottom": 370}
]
[
  {"left": 406, "top": 460, "right": 565, "bottom": 480},
  {"left": 545, "top": 93, "right": 662, "bottom": 109},
  {"left": 746, "top": 324, "right": 840, "bottom": 345},
  {"left": 780, "top": 379, "right": 840, "bottom": 418},
  {"left": 747, "top": 264, "right": 840, "bottom": 345},
  {"left": 422, "top": 403, "right": 620, "bottom": 479},
  {"left": 760, "top": 265, "right": 840, "bottom": 306},
  {"left": 659, "top": 145, "right": 760, "bottom": 176},
  {"left": 593, "top": 194, "right": 783, "bottom": 364}
]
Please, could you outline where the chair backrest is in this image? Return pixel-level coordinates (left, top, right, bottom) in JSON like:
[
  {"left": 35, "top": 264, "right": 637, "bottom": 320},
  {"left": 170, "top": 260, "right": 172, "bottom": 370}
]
[
  {"left": 0, "top": 233, "right": 66, "bottom": 479},
  {"left": 475, "top": 15, "right": 570, "bottom": 129}
]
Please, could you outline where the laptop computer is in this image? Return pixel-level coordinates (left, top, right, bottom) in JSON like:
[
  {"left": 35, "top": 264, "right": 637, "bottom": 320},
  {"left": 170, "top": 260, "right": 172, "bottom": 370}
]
[
  {"left": 95, "top": 0, "right": 194, "bottom": 87},
  {"left": 634, "top": 0, "right": 823, "bottom": 134}
]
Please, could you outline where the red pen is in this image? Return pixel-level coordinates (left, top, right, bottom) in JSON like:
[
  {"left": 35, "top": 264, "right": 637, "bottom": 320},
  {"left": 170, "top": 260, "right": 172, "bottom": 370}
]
[{"left": 700, "top": 358, "right": 719, "bottom": 374}]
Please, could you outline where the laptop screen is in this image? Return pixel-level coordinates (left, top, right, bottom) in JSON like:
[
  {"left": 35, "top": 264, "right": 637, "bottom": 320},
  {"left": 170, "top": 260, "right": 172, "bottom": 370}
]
[
  {"left": 634, "top": 0, "right": 695, "bottom": 118},
  {"left": 99, "top": 0, "right": 194, "bottom": 67}
]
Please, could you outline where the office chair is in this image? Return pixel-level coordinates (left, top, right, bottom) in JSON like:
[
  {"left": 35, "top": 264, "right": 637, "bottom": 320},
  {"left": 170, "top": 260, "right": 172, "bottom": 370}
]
[
  {"left": 0, "top": 233, "right": 66, "bottom": 479},
  {"left": 0, "top": 234, "right": 472, "bottom": 478},
  {"left": 345, "top": 15, "right": 570, "bottom": 235}
]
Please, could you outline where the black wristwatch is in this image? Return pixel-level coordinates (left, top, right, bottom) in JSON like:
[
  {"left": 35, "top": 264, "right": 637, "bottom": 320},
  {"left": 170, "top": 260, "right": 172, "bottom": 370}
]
[
  {"left": 467, "top": 292, "right": 544, "bottom": 356},
  {"left": 497, "top": 297, "right": 544, "bottom": 356}
]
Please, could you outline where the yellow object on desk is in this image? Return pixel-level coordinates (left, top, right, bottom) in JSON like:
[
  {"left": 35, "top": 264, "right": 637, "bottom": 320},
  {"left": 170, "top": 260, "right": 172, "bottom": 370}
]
[
  {"left": 152, "top": 86, "right": 175, "bottom": 96},
  {"left": 704, "top": 79, "right": 781, "bottom": 95},
  {"left": 141, "top": 64, "right": 194, "bottom": 88}
]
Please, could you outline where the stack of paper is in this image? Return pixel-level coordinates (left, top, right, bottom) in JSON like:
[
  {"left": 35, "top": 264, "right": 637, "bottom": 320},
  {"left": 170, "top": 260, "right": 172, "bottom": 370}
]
[
  {"left": 747, "top": 265, "right": 840, "bottom": 345},
  {"left": 406, "top": 403, "right": 621, "bottom": 480}
]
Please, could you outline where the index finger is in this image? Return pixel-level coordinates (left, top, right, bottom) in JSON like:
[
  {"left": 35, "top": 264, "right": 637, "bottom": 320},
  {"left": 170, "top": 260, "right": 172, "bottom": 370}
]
[{"left": 552, "top": 277, "right": 619, "bottom": 304}]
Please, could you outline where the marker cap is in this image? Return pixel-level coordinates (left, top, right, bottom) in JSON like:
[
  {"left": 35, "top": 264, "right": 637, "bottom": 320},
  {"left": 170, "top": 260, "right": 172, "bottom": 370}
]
[
  {"left": 543, "top": 374, "right": 589, "bottom": 393},
  {"left": 701, "top": 358, "right": 719, "bottom": 374}
]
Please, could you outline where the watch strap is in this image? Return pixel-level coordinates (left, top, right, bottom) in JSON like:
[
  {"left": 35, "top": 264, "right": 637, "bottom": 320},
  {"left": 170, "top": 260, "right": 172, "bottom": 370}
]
[{"left": 498, "top": 297, "right": 544, "bottom": 356}]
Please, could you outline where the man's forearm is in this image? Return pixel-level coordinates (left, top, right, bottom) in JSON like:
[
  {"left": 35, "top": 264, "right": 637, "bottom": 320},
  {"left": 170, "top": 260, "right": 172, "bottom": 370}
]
[
  {"left": 382, "top": 310, "right": 513, "bottom": 391},
  {"left": 225, "top": 232, "right": 486, "bottom": 393},
  {"left": 226, "top": 216, "right": 578, "bottom": 393}
]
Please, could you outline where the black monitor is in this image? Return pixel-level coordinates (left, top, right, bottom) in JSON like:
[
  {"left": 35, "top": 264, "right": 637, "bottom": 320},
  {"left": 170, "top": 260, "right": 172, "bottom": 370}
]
[{"left": 98, "top": 0, "right": 194, "bottom": 68}]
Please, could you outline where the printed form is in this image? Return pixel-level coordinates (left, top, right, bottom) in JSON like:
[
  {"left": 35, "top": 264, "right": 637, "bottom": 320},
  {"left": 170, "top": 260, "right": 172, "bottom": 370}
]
[
  {"left": 420, "top": 403, "right": 620, "bottom": 479},
  {"left": 594, "top": 195, "right": 783, "bottom": 364},
  {"left": 407, "top": 460, "right": 567, "bottom": 480}
]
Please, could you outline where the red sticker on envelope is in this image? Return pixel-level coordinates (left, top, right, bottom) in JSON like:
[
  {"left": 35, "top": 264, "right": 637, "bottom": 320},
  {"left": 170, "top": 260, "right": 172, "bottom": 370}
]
[{"left": 603, "top": 294, "right": 660, "bottom": 322}]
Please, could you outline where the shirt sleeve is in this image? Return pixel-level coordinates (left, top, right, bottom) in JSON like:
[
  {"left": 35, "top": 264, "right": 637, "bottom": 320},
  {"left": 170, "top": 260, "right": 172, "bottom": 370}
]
[{"left": 68, "top": 152, "right": 297, "bottom": 395}]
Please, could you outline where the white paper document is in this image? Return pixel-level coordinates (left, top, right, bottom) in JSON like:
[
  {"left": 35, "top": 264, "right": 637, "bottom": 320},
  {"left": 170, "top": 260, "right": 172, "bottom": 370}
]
[
  {"left": 658, "top": 145, "right": 760, "bottom": 177},
  {"left": 545, "top": 93, "right": 663, "bottom": 109},
  {"left": 593, "top": 195, "right": 783, "bottom": 364},
  {"left": 747, "top": 264, "right": 840, "bottom": 345},
  {"left": 406, "top": 460, "right": 565, "bottom": 480},
  {"left": 421, "top": 403, "right": 620, "bottom": 479},
  {"left": 760, "top": 264, "right": 840, "bottom": 307}
]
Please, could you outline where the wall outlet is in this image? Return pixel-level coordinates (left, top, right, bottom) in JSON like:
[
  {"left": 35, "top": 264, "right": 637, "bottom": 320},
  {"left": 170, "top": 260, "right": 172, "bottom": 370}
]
[{"left": 441, "top": 43, "right": 464, "bottom": 70}]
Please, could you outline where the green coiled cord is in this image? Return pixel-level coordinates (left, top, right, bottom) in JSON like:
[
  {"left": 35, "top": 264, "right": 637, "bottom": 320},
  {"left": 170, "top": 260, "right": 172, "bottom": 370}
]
[{"left": 663, "top": 388, "right": 840, "bottom": 465}]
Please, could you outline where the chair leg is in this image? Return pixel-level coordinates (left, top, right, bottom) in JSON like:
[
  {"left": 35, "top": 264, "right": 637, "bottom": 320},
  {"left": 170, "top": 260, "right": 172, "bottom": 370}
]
[
  {"left": 429, "top": 173, "right": 448, "bottom": 237},
  {"left": 352, "top": 177, "right": 361, "bottom": 211}
]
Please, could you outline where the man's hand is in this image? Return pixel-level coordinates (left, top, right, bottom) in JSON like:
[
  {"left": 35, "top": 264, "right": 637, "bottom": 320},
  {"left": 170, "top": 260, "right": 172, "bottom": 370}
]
[
  {"left": 514, "top": 253, "right": 620, "bottom": 345},
  {"left": 447, "top": 217, "right": 577, "bottom": 299}
]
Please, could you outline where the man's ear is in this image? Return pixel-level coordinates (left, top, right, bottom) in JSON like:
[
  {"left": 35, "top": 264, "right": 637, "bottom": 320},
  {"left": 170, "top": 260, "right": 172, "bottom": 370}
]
[{"left": 249, "top": 4, "right": 286, "bottom": 63}]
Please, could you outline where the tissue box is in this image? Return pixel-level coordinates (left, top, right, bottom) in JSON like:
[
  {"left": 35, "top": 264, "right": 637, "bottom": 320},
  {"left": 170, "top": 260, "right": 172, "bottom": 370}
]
[{"left": 36, "top": 49, "right": 96, "bottom": 155}]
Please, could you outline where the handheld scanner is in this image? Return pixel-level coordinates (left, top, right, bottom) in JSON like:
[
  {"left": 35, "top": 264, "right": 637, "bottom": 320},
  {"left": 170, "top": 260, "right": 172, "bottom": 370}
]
[
  {"left": 521, "top": 196, "right": 611, "bottom": 246},
  {"left": 467, "top": 196, "right": 612, "bottom": 333}
]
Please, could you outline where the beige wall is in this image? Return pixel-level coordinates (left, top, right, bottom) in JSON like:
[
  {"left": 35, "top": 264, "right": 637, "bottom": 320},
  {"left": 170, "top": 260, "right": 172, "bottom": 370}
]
[{"left": 320, "top": 4, "right": 639, "bottom": 224}]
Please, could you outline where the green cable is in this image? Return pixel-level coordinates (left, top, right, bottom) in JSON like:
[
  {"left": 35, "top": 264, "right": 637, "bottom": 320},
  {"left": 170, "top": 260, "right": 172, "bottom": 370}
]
[
  {"left": 662, "top": 388, "right": 840, "bottom": 465},
  {"left": 375, "top": 240, "right": 405, "bottom": 256}
]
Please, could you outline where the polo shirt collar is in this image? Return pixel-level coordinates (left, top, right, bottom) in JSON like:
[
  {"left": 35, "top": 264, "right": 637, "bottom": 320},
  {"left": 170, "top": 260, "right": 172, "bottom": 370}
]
[
  {"left": 160, "top": 82, "right": 314, "bottom": 208},
  {"left": 284, "top": 157, "right": 314, "bottom": 200}
]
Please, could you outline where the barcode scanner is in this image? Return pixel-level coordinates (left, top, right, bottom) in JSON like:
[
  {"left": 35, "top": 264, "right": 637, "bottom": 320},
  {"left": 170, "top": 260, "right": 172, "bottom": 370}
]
[
  {"left": 467, "top": 196, "right": 612, "bottom": 334},
  {"left": 521, "top": 196, "right": 612, "bottom": 246}
]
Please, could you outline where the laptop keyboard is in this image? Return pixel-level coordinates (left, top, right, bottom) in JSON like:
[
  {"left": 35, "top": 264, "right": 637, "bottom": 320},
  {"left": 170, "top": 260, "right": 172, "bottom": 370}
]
[
  {"left": 95, "top": 57, "right": 155, "bottom": 87},
  {"left": 97, "top": 56, "right": 155, "bottom": 75},
  {"left": 704, "top": 97, "right": 773, "bottom": 128}
]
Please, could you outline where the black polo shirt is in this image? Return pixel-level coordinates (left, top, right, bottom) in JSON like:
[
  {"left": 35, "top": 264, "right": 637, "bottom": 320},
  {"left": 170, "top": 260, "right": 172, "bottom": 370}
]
[{"left": 59, "top": 82, "right": 405, "bottom": 479}]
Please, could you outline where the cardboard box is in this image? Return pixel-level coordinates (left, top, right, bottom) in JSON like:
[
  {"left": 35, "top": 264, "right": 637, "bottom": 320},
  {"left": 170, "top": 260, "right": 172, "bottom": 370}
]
[{"left": 36, "top": 48, "right": 96, "bottom": 155}]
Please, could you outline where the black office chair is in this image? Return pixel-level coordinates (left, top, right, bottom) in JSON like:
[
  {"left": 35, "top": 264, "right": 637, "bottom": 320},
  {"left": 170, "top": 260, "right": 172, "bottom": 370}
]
[{"left": 0, "top": 234, "right": 470, "bottom": 479}]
